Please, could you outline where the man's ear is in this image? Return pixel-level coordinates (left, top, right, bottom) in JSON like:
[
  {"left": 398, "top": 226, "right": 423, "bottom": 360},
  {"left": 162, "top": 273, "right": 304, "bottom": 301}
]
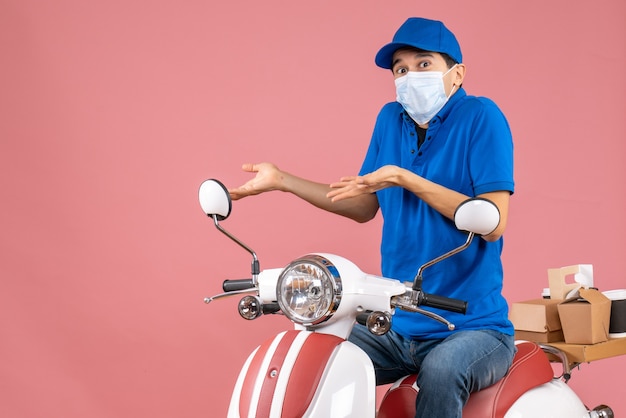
[{"left": 453, "top": 63, "right": 467, "bottom": 87}]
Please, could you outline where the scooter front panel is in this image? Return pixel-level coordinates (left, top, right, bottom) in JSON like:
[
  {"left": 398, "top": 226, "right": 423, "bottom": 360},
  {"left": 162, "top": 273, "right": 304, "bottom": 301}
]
[
  {"left": 281, "top": 332, "right": 349, "bottom": 417},
  {"left": 253, "top": 330, "right": 302, "bottom": 417},
  {"left": 229, "top": 330, "right": 347, "bottom": 418},
  {"left": 301, "top": 339, "right": 376, "bottom": 418},
  {"left": 229, "top": 331, "right": 297, "bottom": 417}
]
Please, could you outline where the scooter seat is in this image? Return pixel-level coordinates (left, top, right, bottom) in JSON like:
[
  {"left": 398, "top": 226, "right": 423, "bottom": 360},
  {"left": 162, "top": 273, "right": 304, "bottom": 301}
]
[{"left": 377, "top": 341, "right": 554, "bottom": 418}]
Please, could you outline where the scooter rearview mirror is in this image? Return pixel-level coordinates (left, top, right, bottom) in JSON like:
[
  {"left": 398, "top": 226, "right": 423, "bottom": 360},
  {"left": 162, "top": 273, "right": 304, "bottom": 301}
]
[
  {"left": 198, "top": 178, "right": 260, "bottom": 284},
  {"left": 199, "top": 179, "right": 232, "bottom": 220},
  {"left": 454, "top": 198, "right": 500, "bottom": 236}
]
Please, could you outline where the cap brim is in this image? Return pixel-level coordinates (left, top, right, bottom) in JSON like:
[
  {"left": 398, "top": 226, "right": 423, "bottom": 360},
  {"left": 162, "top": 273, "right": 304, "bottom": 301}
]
[{"left": 375, "top": 42, "right": 414, "bottom": 69}]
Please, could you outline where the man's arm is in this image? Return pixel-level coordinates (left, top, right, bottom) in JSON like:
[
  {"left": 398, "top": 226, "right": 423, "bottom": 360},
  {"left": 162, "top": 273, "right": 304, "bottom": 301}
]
[
  {"left": 229, "top": 162, "right": 379, "bottom": 223},
  {"left": 328, "top": 164, "right": 510, "bottom": 240}
]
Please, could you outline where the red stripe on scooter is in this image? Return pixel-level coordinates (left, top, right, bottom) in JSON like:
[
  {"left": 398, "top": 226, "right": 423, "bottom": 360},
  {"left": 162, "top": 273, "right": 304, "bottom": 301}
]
[
  {"left": 281, "top": 332, "right": 344, "bottom": 417},
  {"left": 239, "top": 331, "right": 299, "bottom": 418},
  {"left": 255, "top": 331, "right": 300, "bottom": 417}
]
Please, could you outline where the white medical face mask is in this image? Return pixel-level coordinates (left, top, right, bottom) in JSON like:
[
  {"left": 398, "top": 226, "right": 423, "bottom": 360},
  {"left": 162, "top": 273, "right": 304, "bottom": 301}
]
[{"left": 395, "top": 65, "right": 457, "bottom": 125}]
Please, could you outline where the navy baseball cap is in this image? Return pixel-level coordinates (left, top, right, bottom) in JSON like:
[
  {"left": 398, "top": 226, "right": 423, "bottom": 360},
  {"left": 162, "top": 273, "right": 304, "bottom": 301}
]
[{"left": 375, "top": 17, "right": 463, "bottom": 69}]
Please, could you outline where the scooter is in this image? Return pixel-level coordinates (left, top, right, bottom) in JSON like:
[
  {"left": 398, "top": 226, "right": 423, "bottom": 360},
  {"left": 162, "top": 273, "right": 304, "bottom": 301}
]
[{"left": 198, "top": 178, "right": 614, "bottom": 418}]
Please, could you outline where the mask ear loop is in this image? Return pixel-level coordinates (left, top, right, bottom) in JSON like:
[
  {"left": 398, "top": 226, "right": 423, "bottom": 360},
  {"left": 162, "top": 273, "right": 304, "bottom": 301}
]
[
  {"left": 446, "top": 84, "right": 457, "bottom": 100},
  {"left": 443, "top": 64, "right": 459, "bottom": 100},
  {"left": 442, "top": 63, "right": 458, "bottom": 77}
]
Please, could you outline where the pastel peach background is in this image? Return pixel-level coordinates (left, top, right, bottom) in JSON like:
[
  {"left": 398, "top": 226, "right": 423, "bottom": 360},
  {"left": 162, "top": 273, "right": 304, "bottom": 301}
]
[{"left": 1, "top": 0, "right": 624, "bottom": 417}]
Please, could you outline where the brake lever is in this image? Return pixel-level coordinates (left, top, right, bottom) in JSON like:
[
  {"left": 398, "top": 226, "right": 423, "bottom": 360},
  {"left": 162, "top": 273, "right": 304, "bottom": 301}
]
[
  {"left": 204, "top": 288, "right": 258, "bottom": 304},
  {"left": 391, "top": 293, "right": 456, "bottom": 331}
]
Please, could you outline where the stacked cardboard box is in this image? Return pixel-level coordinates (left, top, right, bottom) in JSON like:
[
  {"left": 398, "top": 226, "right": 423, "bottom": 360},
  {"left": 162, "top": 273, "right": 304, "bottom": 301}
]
[
  {"left": 509, "top": 265, "right": 611, "bottom": 345},
  {"left": 509, "top": 298, "right": 563, "bottom": 343}
]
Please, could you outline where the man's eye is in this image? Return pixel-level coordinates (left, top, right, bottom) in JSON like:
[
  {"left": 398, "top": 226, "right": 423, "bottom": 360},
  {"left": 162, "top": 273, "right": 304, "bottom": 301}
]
[
  {"left": 395, "top": 68, "right": 407, "bottom": 75},
  {"left": 419, "top": 61, "right": 430, "bottom": 68}
]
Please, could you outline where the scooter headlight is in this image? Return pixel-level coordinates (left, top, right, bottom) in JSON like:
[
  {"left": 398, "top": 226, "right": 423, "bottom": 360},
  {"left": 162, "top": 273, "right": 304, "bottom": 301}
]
[{"left": 276, "top": 255, "right": 342, "bottom": 326}]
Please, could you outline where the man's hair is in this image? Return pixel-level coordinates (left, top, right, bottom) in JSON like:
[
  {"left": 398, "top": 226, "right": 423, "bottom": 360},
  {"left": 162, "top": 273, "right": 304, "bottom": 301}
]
[{"left": 441, "top": 53, "right": 457, "bottom": 69}]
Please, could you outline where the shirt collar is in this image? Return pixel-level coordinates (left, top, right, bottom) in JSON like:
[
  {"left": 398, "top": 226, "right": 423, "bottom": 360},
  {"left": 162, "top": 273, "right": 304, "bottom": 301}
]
[{"left": 434, "top": 86, "right": 466, "bottom": 123}]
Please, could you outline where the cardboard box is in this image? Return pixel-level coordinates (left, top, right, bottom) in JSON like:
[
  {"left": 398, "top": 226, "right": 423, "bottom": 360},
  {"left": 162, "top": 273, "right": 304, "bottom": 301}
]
[
  {"left": 557, "top": 288, "right": 611, "bottom": 344},
  {"left": 509, "top": 299, "right": 564, "bottom": 343}
]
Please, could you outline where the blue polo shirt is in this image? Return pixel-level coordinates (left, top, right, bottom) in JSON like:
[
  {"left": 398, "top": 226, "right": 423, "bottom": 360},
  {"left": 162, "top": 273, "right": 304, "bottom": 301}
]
[{"left": 359, "top": 87, "right": 515, "bottom": 339}]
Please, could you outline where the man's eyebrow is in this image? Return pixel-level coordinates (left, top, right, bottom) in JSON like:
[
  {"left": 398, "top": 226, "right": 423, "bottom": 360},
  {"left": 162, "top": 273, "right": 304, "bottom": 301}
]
[{"left": 392, "top": 51, "right": 435, "bottom": 68}]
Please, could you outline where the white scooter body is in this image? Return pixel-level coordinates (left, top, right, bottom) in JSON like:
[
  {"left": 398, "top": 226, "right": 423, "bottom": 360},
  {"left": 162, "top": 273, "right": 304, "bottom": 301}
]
[{"left": 198, "top": 179, "right": 613, "bottom": 418}]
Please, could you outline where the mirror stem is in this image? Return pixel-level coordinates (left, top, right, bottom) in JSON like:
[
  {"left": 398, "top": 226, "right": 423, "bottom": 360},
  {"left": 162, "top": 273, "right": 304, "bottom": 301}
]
[
  {"left": 213, "top": 215, "right": 260, "bottom": 284},
  {"left": 412, "top": 232, "right": 475, "bottom": 291}
]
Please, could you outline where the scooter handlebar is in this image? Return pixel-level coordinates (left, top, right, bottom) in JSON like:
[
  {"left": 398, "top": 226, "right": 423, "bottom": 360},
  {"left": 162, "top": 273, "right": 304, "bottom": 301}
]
[
  {"left": 420, "top": 293, "right": 467, "bottom": 314},
  {"left": 222, "top": 279, "right": 255, "bottom": 292}
]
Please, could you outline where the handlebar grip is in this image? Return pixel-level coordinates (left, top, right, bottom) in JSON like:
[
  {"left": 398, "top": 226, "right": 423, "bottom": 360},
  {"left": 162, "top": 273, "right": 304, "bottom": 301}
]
[
  {"left": 222, "top": 279, "right": 254, "bottom": 292},
  {"left": 262, "top": 303, "right": 281, "bottom": 315},
  {"left": 420, "top": 293, "right": 467, "bottom": 314}
]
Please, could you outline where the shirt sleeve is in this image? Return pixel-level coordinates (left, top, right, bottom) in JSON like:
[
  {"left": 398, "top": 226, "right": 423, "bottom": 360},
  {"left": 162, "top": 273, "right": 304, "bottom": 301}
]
[
  {"left": 359, "top": 103, "right": 396, "bottom": 176},
  {"left": 468, "top": 98, "right": 515, "bottom": 196}
]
